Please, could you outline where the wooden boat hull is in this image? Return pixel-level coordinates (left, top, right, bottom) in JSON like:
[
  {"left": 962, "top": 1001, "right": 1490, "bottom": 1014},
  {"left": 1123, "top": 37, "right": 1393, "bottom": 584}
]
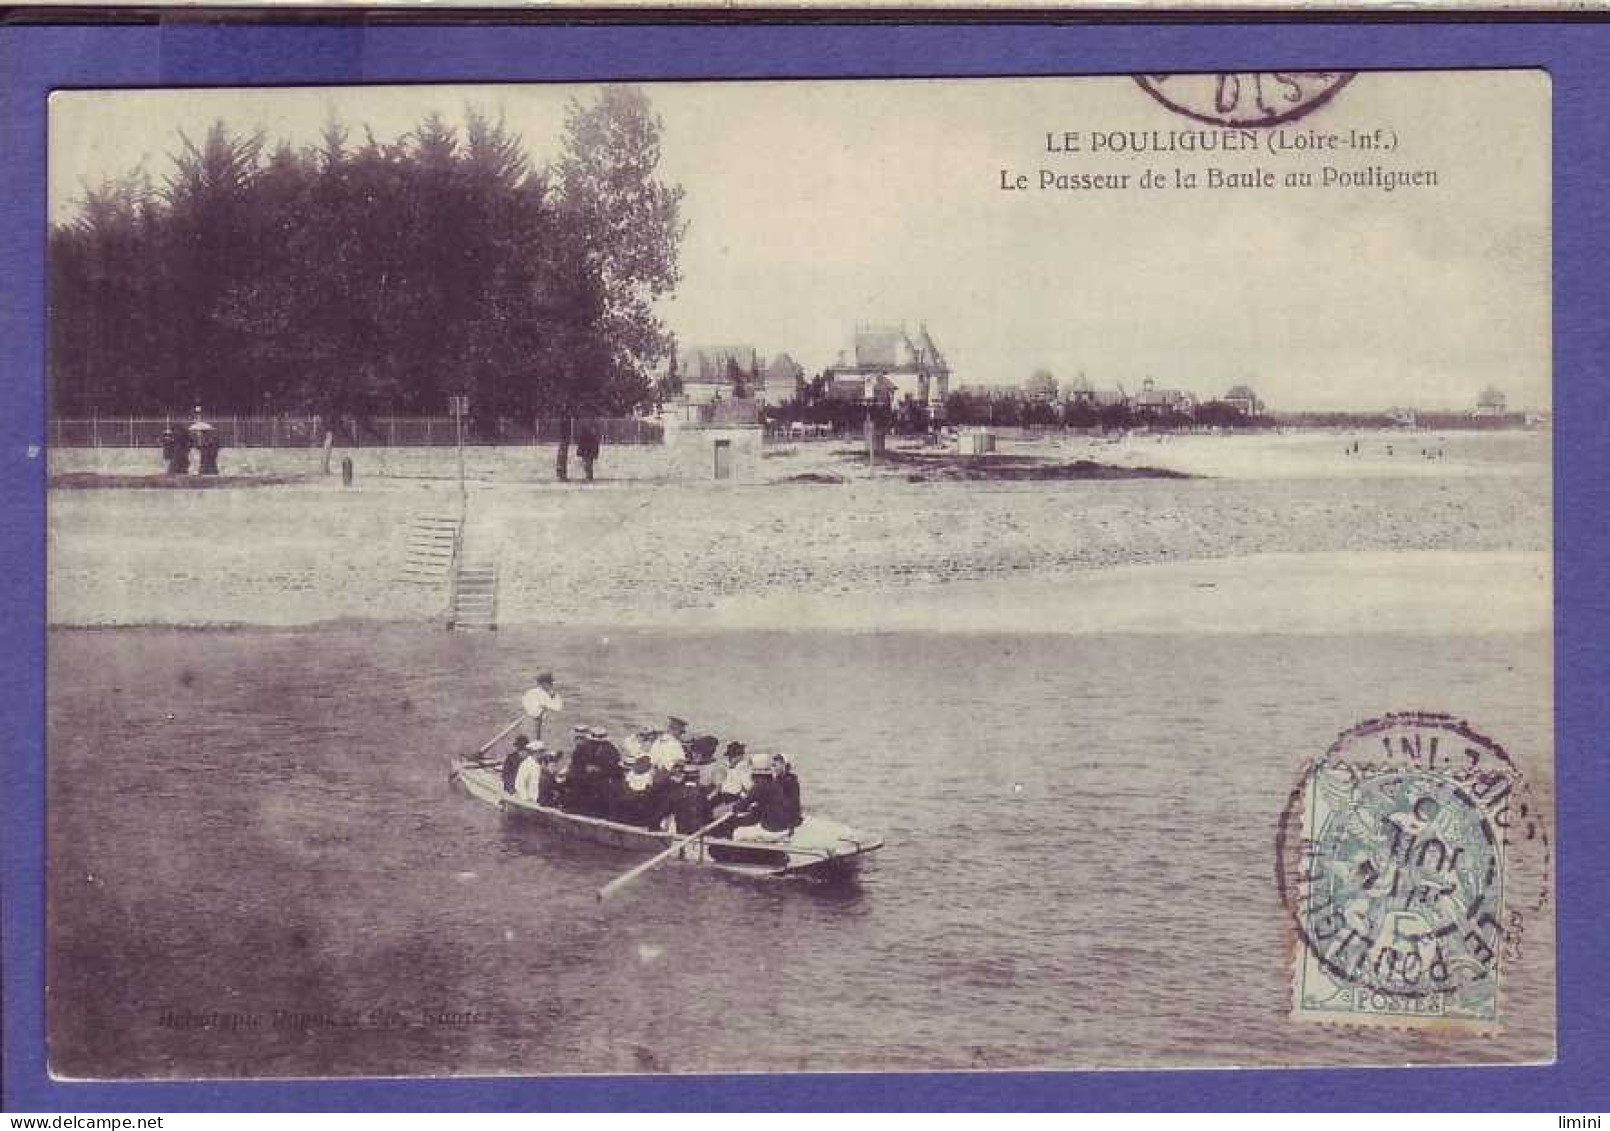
[{"left": 452, "top": 761, "right": 883, "bottom": 881}]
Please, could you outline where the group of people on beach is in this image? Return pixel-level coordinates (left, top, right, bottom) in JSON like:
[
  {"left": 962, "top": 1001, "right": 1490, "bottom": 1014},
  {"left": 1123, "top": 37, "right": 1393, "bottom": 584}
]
[
  {"left": 494, "top": 673, "right": 805, "bottom": 843},
  {"left": 159, "top": 412, "right": 222, "bottom": 475}
]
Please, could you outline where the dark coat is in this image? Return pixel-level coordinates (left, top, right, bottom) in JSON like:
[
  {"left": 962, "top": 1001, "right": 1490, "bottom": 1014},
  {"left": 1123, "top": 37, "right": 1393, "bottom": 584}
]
[
  {"left": 536, "top": 766, "right": 562, "bottom": 807},
  {"left": 574, "top": 425, "right": 601, "bottom": 460},
  {"left": 501, "top": 747, "right": 525, "bottom": 794},
  {"left": 570, "top": 738, "right": 598, "bottom": 774},
  {"left": 667, "top": 781, "right": 713, "bottom": 834},
  {"left": 741, "top": 775, "right": 798, "bottom": 833},
  {"left": 566, "top": 740, "right": 624, "bottom": 816},
  {"left": 592, "top": 743, "right": 624, "bottom": 781},
  {"left": 614, "top": 777, "right": 668, "bottom": 828},
  {"left": 775, "top": 770, "right": 803, "bottom": 829}
]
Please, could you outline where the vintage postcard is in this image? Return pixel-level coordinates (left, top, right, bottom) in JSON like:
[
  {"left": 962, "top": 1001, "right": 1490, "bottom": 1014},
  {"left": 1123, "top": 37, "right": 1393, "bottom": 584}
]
[{"left": 44, "top": 69, "right": 1552, "bottom": 1077}]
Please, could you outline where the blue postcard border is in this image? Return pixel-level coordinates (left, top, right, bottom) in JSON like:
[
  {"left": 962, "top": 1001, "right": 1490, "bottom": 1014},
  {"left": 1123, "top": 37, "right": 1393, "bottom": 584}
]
[{"left": 2, "top": 18, "right": 1607, "bottom": 1113}]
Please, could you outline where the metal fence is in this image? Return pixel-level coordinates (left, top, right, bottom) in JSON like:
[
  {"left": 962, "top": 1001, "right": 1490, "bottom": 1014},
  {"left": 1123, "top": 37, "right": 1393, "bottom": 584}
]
[{"left": 49, "top": 416, "right": 664, "bottom": 448}]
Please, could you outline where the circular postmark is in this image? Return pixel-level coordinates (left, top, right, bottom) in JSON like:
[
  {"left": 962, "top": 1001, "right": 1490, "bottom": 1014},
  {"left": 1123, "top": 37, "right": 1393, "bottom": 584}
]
[
  {"left": 1135, "top": 72, "right": 1355, "bottom": 128},
  {"left": 1276, "top": 712, "right": 1550, "bottom": 1025}
]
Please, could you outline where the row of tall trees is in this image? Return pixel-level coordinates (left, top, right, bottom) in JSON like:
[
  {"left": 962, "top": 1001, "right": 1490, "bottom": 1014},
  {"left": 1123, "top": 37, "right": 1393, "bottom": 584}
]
[{"left": 49, "top": 88, "right": 685, "bottom": 425}]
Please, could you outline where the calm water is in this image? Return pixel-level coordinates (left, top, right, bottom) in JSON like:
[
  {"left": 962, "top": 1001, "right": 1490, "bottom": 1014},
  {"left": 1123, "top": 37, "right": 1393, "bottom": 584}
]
[{"left": 46, "top": 624, "right": 1554, "bottom": 1077}]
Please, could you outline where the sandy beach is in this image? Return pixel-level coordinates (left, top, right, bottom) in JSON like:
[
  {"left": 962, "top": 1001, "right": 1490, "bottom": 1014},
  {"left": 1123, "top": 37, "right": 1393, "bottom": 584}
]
[{"left": 46, "top": 430, "right": 1550, "bottom": 633}]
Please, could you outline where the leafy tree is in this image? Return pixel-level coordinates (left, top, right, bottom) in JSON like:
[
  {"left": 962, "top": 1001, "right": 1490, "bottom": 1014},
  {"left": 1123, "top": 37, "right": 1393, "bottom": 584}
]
[{"left": 553, "top": 86, "right": 687, "bottom": 399}]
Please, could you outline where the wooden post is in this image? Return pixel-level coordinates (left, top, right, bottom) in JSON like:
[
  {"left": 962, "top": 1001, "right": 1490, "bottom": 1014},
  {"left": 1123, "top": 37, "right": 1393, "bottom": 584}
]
[{"left": 322, "top": 431, "right": 334, "bottom": 475}]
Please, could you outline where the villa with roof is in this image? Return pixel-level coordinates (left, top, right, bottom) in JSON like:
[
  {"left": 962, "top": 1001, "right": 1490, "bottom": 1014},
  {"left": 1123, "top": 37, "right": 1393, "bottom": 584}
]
[
  {"left": 1064, "top": 374, "right": 1130, "bottom": 410},
  {"left": 675, "top": 345, "right": 807, "bottom": 408},
  {"left": 1132, "top": 377, "right": 1197, "bottom": 418},
  {"left": 821, "top": 323, "right": 952, "bottom": 409},
  {"left": 676, "top": 345, "right": 765, "bottom": 405},
  {"left": 1223, "top": 384, "right": 1265, "bottom": 416}
]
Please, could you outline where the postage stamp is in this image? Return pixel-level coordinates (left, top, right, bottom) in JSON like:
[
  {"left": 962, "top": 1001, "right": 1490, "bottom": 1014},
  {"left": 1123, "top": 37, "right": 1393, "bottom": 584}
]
[
  {"left": 1277, "top": 713, "right": 1551, "bottom": 1030},
  {"left": 1135, "top": 72, "right": 1356, "bottom": 126}
]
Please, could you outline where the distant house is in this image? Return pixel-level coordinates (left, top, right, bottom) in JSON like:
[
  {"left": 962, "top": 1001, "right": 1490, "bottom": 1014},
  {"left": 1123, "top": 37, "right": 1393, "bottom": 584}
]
[
  {"left": 1064, "top": 375, "right": 1128, "bottom": 411},
  {"left": 1023, "top": 370, "right": 1059, "bottom": 403},
  {"left": 679, "top": 345, "right": 763, "bottom": 405},
  {"left": 1223, "top": 384, "right": 1265, "bottom": 416},
  {"left": 764, "top": 353, "right": 805, "bottom": 401},
  {"left": 1133, "top": 377, "right": 1196, "bottom": 418},
  {"left": 822, "top": 323, "right": 952, "bottom": 408},
  {"left": 1475, "top": 386, "right": 1508, "bottom": 417}
]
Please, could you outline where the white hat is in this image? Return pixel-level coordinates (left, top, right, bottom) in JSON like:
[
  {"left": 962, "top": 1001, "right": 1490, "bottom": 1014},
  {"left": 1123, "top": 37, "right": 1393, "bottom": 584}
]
[{"left": 750, "top": 750, "right": 776, "bottom": 775}]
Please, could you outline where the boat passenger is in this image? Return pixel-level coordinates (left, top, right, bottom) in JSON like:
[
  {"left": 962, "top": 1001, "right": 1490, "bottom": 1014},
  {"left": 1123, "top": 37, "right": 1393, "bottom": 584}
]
[
  {"left": 714, "top": 742, "right": 753, "bottom": 809},
  {"left": 520, "top": 672, "right": 564, "bottom": 741},
  {"left": 548, "top": 746, "right": 574, "bottom": 809},
  {"left": 664, "top": 761, "right": 714, "bottom": 835},
  {"left": 649, "top": 716, "right": 689, "bottom": 772},
  {"left": 691, "top": 738, "right": 723, "bottom": 794},
  {"left": 621, "top": 725, "right": 657, "bottom": 766},
  {"left": 589, "top": 726, "right": 621, "bottom": 770},
  {"left": 501, "top": 734, "right": 531, "bottom": 795},
  {"left": 773, "top": 753, "right": 804, "bottom": 831},
  {"left": 513, "top": 741, "right": 555, "bottom": 804},
  {"left": 731, "top": 751, "right": 794, "bottom": 842},
  {"left": 569, "top": 725, "right": 622, "bottom": 817},
  {"left": 562, "top": 725, "right": 594, "bottom": 808},
  {"left": 614, "top": 753, "right": 666, "bottom": 827}
]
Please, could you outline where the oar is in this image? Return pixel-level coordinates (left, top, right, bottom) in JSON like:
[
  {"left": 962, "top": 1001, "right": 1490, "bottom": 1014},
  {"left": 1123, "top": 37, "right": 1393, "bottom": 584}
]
[
  {"left": 597, "top": 813, "right": 730, "bottom": 902},
  {"left": 450, "top": 714, "right": 526, "bottom": 779}
]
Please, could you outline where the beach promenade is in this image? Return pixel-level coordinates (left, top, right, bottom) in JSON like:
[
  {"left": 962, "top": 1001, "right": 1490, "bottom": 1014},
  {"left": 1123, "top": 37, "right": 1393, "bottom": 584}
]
[{"left": 46, "top": 430, "right": 1550, "bottom": 633}]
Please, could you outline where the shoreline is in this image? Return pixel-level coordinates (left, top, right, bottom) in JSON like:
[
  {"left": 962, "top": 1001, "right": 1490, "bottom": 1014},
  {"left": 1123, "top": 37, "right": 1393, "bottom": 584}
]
[{"left": 48, "top": 550, "right": 1551, "bottom": 638}]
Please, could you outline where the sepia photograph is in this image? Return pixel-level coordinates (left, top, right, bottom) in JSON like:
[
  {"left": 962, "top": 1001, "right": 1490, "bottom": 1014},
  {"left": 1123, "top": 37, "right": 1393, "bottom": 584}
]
[{"left": 43, "top": 69, "right": 1553, "bottom": 1079}]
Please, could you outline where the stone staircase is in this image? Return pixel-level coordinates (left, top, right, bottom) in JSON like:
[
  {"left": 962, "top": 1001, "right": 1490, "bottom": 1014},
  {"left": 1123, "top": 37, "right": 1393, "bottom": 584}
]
[
  {"left": 397, "top": 514, "right": 461, "bottom": 584},
  {"left": 448, "top": 555, "right": 500, "bottom": 631}
]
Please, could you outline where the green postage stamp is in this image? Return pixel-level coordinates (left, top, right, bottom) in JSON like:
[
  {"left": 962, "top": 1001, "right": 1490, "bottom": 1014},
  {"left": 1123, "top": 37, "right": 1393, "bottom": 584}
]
[{"left": 1279, "top": 713, "right": 1551, "bottom": 1031}]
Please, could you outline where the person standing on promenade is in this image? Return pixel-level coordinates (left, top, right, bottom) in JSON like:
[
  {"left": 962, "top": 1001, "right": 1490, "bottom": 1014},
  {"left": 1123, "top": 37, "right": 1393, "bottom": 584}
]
[
  {"left": 521, "top": 672, "right": 564, "bottom": 741},
  {"left": 574, "top": 420, "right": 602, "bottom": 482},
  {"left": 171, "top": 423, "right": 193, "bottom": 474},
  {"left": 196, "top": 426, "right": 221, "bottom": 475}
]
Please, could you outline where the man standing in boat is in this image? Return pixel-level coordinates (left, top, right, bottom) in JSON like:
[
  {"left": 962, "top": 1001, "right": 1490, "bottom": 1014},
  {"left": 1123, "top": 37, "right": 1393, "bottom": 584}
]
[{"left": 521, "top": 672, "right": 564, "bottom": 741}]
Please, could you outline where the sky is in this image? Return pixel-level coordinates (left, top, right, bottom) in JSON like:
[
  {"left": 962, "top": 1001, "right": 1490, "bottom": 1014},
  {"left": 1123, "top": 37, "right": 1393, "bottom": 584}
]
[{"left": 49, "top": 71, "right": 1550, "bottom": 412}]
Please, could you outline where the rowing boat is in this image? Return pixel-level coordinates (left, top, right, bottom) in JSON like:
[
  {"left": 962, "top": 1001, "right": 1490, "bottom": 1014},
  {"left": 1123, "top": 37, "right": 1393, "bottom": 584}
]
[{"left": 451, "top": 759, "right": 884, "bottom": 881}]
